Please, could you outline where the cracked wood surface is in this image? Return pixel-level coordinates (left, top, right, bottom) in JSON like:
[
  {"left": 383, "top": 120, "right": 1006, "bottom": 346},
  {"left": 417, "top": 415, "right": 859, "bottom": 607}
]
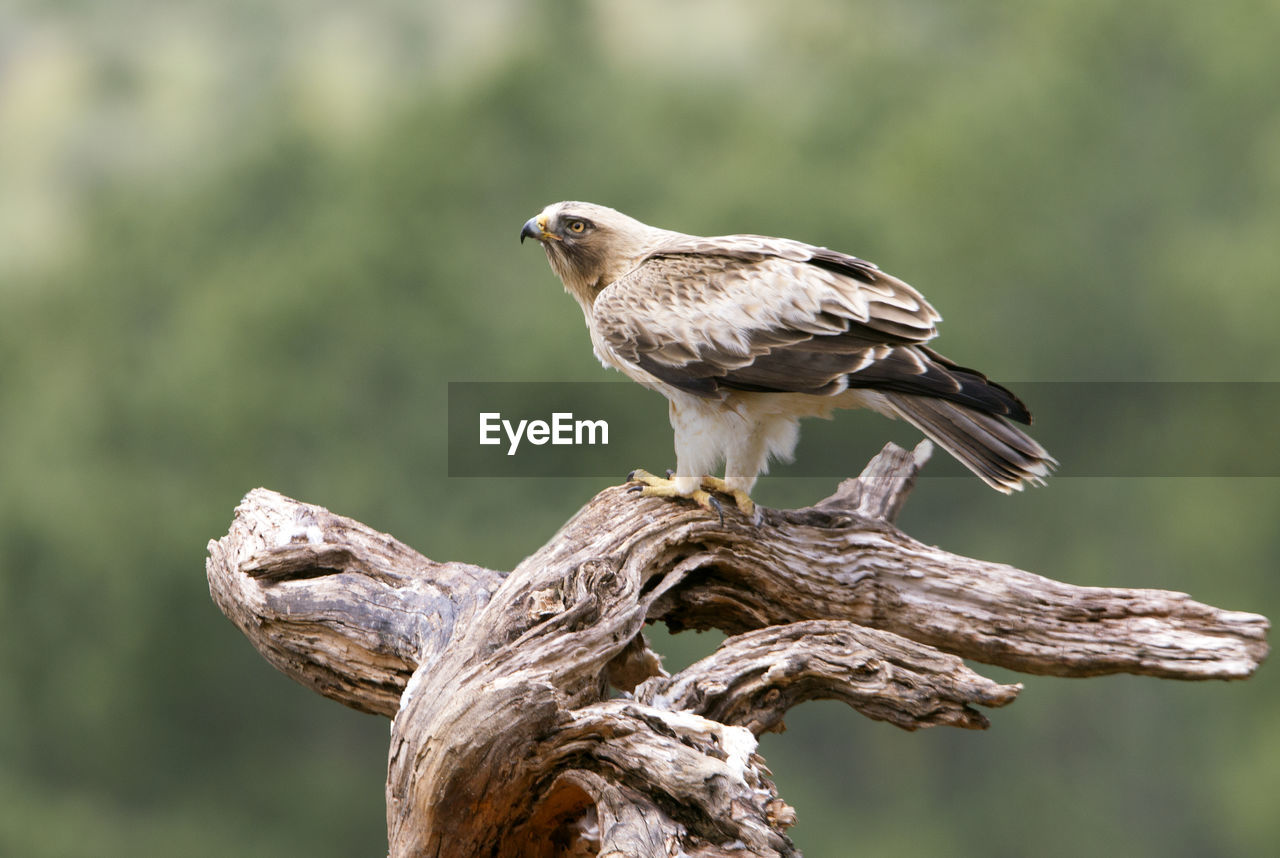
[{"left": 206, "top": 442, "right": 1269, "bottom": 857}]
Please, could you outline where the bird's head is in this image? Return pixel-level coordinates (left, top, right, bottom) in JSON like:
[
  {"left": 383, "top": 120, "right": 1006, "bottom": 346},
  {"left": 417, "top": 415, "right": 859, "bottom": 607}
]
[{"left": 521, "top": 201, "right": 665, "bottom": 304}]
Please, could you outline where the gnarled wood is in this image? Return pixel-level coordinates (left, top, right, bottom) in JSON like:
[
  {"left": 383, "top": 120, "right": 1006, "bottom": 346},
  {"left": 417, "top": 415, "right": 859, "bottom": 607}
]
[
  {"left": 206, "top": 442, "right": 1269, "bottom": 857},
  {"left": 206, "top": 490, "right": 504, "bottom": 717},
  {"left": 634, "top": 620, "right": 1021, "bottom": 734}
]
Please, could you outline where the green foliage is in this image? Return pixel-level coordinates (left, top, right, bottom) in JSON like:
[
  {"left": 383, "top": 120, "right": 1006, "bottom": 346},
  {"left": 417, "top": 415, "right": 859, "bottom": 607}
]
[{"left": 1, "top": 2, "right": 1276, "bottom": 855}]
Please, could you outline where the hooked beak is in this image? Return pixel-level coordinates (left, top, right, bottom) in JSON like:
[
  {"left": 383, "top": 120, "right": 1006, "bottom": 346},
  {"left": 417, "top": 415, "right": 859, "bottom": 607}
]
[{"left": 520, "top": 214, "right": 557, "bottom": 244}]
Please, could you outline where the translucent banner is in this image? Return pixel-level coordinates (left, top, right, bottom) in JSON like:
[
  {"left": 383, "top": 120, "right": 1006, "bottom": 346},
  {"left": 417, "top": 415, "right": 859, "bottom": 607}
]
[{"left": 447, "top": 381, "right": 1280, "bottom": 479}]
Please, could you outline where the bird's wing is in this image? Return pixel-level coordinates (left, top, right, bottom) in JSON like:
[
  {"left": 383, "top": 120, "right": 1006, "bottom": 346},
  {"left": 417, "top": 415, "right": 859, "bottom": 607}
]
[
  {"left": 596, "top": 235, "right": 1029, "bottom": 422},
  {"left": 592, "top": 235, "right": 1030, "bottom": 421}
]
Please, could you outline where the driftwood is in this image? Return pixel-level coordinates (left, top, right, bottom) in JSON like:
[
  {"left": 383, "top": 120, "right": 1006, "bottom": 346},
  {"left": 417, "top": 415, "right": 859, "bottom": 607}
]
[{"left": 206, "top": 442, "right": 1269, "bottom": 857}]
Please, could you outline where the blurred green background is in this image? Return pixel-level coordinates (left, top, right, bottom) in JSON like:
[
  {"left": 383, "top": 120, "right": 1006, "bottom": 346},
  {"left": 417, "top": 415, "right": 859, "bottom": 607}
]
[{"left": 2, "top": 1, "right": 1276, "bottom": 855}]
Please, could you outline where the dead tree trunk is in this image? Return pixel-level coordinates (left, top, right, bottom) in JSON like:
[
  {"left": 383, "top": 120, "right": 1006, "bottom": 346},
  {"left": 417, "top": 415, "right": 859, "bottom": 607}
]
[{"left": 205, "top": 442, "right": 1269, "bottom": 857}]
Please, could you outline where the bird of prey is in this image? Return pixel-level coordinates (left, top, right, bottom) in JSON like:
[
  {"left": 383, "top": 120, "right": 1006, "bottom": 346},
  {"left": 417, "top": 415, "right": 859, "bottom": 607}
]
[{"left": 520, "top": 201, "right": 1054, "bottom": 517}]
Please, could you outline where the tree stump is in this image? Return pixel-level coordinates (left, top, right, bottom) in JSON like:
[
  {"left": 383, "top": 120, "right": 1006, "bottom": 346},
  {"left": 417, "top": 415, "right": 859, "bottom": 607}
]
[{"left": 205, "top": 442, "right": 1269, "bottom": 857}]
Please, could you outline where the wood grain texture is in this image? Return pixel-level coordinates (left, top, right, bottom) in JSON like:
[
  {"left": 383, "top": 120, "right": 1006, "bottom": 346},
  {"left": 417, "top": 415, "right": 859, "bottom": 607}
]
[{"left": 206, "top": 442, "right": 1269, "bottom": 857}]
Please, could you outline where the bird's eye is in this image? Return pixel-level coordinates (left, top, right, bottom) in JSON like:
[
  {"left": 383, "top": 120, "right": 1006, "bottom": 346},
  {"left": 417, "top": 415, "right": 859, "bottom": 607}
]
[{"left": 567, "top": 220, "right": 587, "bottom": 234}]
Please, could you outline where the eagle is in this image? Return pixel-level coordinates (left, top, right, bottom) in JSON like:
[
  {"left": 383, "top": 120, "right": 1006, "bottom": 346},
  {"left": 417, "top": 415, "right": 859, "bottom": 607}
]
[{"left": 520, "top": 201, "right": 1054, "bottom": 518}]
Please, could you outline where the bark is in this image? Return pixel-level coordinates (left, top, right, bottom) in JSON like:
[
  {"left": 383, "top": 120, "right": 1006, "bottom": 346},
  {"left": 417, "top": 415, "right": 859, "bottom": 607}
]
[{"left": 206, "top": 442, "right": 1269, "bottom": 857}]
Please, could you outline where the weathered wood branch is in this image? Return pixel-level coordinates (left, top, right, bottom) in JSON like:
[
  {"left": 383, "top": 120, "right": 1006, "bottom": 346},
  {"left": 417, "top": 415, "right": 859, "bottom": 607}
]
[
  {"left": 634, "top": 620, "right": 1021, "bottom": 734},
  {"left": 206, "top": 491, "right": 505, "bottom": 717},
  {"left": 206, "top": 442, "right": 1269, "bottom": 857}
]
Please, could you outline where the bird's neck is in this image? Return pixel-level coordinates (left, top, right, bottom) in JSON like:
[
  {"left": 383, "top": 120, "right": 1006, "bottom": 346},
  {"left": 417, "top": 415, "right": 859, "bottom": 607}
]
[
  {"left": 553, "top": 263, "right": 606, "bottom": 313},
  {"left": 562, "top": 276, "right": 602, "bottom": 316}
]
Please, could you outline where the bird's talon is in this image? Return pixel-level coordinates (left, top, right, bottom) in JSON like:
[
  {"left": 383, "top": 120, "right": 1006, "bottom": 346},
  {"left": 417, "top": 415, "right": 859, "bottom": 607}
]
[
  {"left": 695, "top": 476, "right": 757, "bottom": 519},
  {"left": 622, "top": 468, "right": 755, "bottom": 523},
  {"left": 703, "top": 493, "right": 726, "bottom": 525}
]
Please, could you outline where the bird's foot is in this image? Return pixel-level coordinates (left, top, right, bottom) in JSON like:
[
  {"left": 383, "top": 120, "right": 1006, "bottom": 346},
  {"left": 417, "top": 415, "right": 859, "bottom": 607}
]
[
  {"left": 625, "top": 469, "right": 756, "bottom": 523},
  {"left": 697, "top": 476, "right": 757, "bottom": 519},
  {"left": 626, "top": 469, "right": 717, "bottom": 512}
]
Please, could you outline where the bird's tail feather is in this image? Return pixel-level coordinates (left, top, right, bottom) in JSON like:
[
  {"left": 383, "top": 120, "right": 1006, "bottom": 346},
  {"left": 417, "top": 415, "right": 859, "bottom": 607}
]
[{"left": 884, "top": 393, "right": 1056, "bottom": 493}]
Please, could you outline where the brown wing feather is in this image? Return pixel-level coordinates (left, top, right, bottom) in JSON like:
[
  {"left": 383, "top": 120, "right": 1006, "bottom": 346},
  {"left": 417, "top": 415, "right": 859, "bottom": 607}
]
[
  {"left": 595, "top": 236, "right": 1032, "bottom": 422},
  {"left": 594, "top": 236, "right": 942, "bottom": 396}
]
